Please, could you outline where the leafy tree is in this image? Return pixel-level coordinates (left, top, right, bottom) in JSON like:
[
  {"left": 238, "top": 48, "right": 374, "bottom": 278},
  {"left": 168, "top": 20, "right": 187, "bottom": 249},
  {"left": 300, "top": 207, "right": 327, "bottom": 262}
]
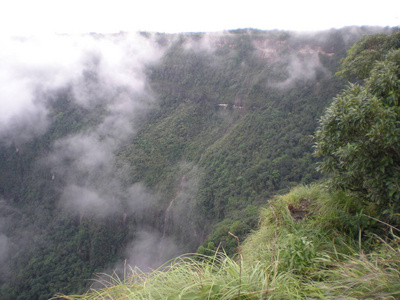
[
  {"left": 336, "top": 31, "right": 400, "bottom": 81},
  {"left": 315, "top": 45, "right": 400, "bottom": 212}
]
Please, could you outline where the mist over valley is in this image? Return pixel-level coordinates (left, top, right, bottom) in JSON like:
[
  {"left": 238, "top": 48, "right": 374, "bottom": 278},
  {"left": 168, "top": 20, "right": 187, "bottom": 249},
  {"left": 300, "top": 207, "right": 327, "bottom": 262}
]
[{"left": 0, "top": 26, "right": 398, "bottom": 299}]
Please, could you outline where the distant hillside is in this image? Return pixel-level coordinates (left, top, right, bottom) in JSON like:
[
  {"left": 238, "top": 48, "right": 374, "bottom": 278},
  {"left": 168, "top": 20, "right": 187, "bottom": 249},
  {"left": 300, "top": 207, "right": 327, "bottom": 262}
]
[{"left": 0, "top": 26, "right": 396, "bottom": 299}]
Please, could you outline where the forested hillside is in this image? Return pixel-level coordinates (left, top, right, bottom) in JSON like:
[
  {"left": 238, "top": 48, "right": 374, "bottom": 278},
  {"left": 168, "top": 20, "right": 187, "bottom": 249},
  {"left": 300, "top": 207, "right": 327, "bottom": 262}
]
[{"left": 0, "top": 26, "right": 396, "bottom": 299}]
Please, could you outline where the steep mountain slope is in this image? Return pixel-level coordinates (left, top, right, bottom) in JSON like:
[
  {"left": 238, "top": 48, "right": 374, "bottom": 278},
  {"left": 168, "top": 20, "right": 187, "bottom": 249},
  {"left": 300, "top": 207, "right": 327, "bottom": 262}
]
[{"left": 0, "top": 27, "right": 394, "bottom": 299}]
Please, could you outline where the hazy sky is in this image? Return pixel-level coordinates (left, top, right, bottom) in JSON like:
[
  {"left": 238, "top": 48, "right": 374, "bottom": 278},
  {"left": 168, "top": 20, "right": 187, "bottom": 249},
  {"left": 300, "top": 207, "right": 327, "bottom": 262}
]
[{"left": 0, "top": 0, "right": 399, "bottom": 36}]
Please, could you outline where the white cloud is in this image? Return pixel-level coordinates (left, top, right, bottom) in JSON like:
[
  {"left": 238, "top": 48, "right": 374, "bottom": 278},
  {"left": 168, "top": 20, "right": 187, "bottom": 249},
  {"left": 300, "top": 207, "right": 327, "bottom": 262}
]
[
  {"left": 0, "top": 33, "right": 163, "bottom": 145},
  {"left": 61, "top": 185, "right": 117, "bottom": 217}
]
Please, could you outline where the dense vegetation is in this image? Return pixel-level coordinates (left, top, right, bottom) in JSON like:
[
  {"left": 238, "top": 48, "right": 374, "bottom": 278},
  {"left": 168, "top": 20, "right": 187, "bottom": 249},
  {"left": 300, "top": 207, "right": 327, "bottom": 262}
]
[{"left": 0, "top": 27, "right": 398, "bottom": 299}]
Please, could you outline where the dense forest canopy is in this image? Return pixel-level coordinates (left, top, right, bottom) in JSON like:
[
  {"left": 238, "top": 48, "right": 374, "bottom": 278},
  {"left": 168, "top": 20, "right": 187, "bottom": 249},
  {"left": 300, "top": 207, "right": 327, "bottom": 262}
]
[{"left": 0, "top": 26, "right": 398, "bottom": 299}]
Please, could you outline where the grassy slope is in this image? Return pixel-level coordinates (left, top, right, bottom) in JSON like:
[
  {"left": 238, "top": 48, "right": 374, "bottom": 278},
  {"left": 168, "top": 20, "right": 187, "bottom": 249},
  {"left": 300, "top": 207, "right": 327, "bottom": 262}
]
[{"left": 56, "top": 184, "right": 400, "bottom": 299}]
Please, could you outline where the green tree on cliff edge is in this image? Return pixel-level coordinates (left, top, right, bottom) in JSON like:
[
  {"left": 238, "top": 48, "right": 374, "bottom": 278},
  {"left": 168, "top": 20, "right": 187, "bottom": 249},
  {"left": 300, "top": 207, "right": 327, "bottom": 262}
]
[{"left": 314, "top": 31, "right": 400, "bottom": 214}]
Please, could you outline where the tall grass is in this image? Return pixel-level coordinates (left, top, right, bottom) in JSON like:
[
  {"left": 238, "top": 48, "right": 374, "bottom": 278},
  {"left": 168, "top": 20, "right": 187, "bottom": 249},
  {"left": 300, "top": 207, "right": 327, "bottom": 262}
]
[
  {"left": 55, "top": 184, "right": 400, "bottom": 300},
  {"left": 55, "top": 252, "right": 275, "bottom": 300},
  {"left": 317, "top": 237, "right": 400, "bottom": 299}
]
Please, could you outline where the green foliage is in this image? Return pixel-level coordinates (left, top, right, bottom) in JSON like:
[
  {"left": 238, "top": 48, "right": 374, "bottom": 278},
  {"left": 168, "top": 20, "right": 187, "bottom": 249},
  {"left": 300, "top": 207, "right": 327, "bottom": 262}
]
[
  {"left": 243, "top": 185, "right": 357, "bottom": 273},
  {"left": 336, "top": 31, "right": 400, "bottom": 80},
  {"left": 315, "top": 41, "right": 400, "bottom": 211},
  {"left": 55, "top": 252, "right": 276, "bottom": 300},
  {"left": 317, "top": 242, "right": 400, "bottom": 298},
  {"left": 336, "top": 34, "right": 387, "bottom": 80}
]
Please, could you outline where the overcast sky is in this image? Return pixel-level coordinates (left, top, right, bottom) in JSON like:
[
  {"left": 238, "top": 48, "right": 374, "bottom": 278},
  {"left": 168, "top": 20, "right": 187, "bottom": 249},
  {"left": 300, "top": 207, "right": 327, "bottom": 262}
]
[{"left": 0, "top": 0, "right": 399, "bottom": 36}]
